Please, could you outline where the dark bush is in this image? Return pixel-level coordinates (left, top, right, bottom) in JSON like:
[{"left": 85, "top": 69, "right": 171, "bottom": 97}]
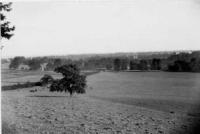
[
  {"left": 35, "top": 82, "right": 42, "bottom": 86},
  {"left": 2, "top": 81, "right": 36, "bottom": 91},
  {"left": 40, "top": 74, "right": 54, "bottom": 86}
]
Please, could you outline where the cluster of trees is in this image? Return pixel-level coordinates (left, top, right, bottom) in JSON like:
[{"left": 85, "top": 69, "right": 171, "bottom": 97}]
[
  {"left": 8, "top": 56, "right": 113, "bottom": 71},
  {"left": 112, "top": 52, "right": 200, "bottom": 72},
  {"left": 167, "top": 52, "right": 200, "bottom": 72},
  {"left": 9, "top": 57, "right": 72, "bottom": 70},
  {"left": 9, "top": 56, "right": 26, "bottom": 69},
  {"left": 113, "top": 58, "right": 161, "bottom": 71},
  {"left": 8, "top": 51, "right": 200, "bottom": 72}
]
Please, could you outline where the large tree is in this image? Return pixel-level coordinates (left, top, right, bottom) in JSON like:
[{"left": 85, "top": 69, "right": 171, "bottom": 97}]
[
  {"left": 50, "top": 64, "right": 86, "bottom": 96},
  {"left": 0, "top": 2, "right": 15, "bottom": 49}
]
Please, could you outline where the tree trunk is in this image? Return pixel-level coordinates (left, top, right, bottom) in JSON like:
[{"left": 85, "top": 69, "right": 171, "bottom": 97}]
[
  {"left": 69, "top": 92, "right": 73, "bottom": 97},
  {"left": 70, "top": 94, "right": 74, "bottom": 110}
]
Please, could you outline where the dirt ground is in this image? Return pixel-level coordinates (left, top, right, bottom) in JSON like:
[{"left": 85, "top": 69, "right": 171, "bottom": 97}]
[{"left": 2, "top": 88, "right": 200, "bottom": 134}]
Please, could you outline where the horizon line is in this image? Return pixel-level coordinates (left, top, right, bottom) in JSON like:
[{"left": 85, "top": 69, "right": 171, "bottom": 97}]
[{"left": 2, "top": 49, "right": 199, "bottom": 59}]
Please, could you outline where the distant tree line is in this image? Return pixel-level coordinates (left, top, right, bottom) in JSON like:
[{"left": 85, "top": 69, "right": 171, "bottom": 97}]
[
  {"left": 112, "top": 52, "right": 200, "bottom": 72},
  {"left": 113, "top": 58, "right": 161, "bottom": 71},
  {"left": 8, "top": 51, "right": 200, "bottom": 72},
  {"left": 167, "top": 52, "right": 200, "bottom": 72},
  {"left": 9, "top": 57, "right": 72, "bottom": 70}
]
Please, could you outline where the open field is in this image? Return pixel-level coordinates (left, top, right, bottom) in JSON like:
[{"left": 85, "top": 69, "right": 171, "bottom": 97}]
[
  {"left": 87, "top": 72, "right": 200, "bottom": 114},
  {"left": 2, "top": 70, "right": 200, "bottom": 134},
  {"left": 1, "top": 69, "right": 62, "bottom": 86}
]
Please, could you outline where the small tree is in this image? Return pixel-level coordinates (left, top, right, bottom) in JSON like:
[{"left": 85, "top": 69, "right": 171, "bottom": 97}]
[
  {"left": 40, "top": 74, "right": 54, "bottom": 86},
  {"left": 50, "top": 64, "right": 86, "bottom": 96}
]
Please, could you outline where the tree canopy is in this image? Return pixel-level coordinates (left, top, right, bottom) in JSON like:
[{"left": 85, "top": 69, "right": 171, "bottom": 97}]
[
  {"left": 0, "top": 2, "right": 15, "bottom": 40},
  {"left": 1, "top": 2, "right": 15, "bottom": 49},
  {"left": 50, "top": 64, "right": 86, "bottom": 96}
]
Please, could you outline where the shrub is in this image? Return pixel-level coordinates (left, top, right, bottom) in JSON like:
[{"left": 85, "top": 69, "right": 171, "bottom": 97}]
[{"left": 40, "top": 74, "right": 54, "bottom": 86}]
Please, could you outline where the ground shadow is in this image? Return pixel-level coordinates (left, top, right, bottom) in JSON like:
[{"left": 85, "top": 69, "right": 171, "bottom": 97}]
[{"left": 177, "top": 105, "right": 200, "bottom": 134}]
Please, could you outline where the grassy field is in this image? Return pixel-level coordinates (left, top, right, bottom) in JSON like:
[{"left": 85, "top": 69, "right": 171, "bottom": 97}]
[
  {"left": 1, "top": 69, "right": 62, "bottom": 86},
  {"left": 2, "top": 70, "right": 200, "bottom": 134},
  {"left": 87, "top": 72, "right": 200, "bottom": 114}
]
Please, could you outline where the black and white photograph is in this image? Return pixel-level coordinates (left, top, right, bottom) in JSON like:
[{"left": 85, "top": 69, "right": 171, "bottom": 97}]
[{"left": 1, "top": 0, "right": 200, "bottom": 134}]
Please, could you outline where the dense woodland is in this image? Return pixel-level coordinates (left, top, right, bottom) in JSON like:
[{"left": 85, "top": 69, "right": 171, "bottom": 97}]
[{"left": 5, "top": 51, "right": 200, "bottom": 72}]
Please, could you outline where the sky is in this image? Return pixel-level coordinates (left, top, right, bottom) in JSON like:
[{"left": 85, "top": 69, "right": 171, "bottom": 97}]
[{"left": 1, "top": 0, "right": 200, "bottom": 58}]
